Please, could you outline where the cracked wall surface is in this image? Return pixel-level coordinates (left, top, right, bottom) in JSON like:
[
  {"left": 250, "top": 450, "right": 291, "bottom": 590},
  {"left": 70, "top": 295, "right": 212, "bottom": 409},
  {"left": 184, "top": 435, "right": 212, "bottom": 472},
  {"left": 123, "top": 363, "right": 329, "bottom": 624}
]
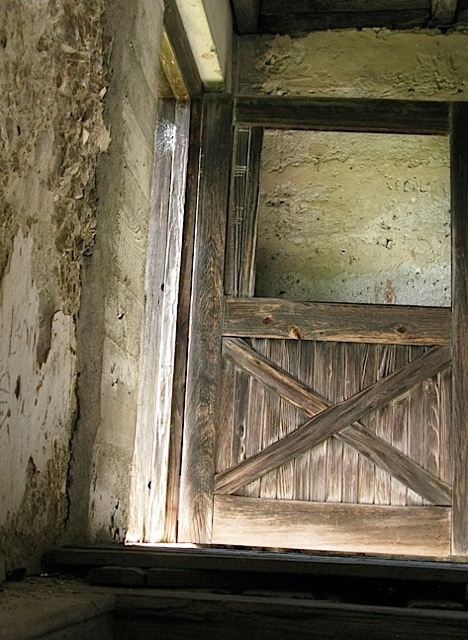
[{"left": 0, "top": 0, "right": 107, "bottom": 574}]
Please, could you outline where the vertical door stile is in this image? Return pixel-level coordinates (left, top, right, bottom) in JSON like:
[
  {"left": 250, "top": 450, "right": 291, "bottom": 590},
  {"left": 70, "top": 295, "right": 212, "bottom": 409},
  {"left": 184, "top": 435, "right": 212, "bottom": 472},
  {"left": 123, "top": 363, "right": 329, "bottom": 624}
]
[
  {"left": 178, "top": 95, "right": 234, "bottom": 543},
  {"left": 222, "top": 127, "right": 264, "bottom": 498},
  {"left": 451, "top": 101, "right": 468, "bottom": 556}
]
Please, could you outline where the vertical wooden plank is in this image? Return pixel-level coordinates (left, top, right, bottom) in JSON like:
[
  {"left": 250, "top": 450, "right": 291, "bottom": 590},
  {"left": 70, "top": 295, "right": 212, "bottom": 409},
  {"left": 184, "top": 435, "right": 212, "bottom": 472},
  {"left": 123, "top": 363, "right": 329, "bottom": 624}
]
[
  {"left": 390, "top": 346, "right": 409, "bottom": 506},
  {"left": 241, "top": 356, "right": 264, "bottom": 498},
  {"left": 407, "top": 347, "right": 426, "bottom": 506},
  {"left": 215, "top": 357, "right": 236, "bottom": 474},
  {"left": 147, "top": 100, "right": 191, "bottom": 540},
  {"left": 438, "top": 366, "right": 452, "bottom": 487},
  {"left": 259, "top": 340, "right": 280, "bottom": 499},
  {"left": 128, "top": 100, "right": 175, "bottom": 543},
  {"left": 165, "top": 100, "right": 202, "bottom": 542},
  {"left": 277, "top": 341, "right": 299, "bottom": 501},
  {"left": 309, "top": 341, "right": 328, "bottom": 502},
  {"left": 358, "top": 344, "right": 377, "bottom": 505},
  {"left": 373, "top": 345, "right": 395, "bottom": 505},
  {"left": 451, "top": 102, "right": 468, "bottom": 556},
  {"left": 294, "top": 341, "right": 313, "bottom": 501},
  {"left": 178, "top": 95, "right": 233, "bottom": 543},
  {"left": 341, "top": 343, "right": 360, "bottom": 504},
  {"left": 326, "top": 343, "right": 344, "bottom": 503}
]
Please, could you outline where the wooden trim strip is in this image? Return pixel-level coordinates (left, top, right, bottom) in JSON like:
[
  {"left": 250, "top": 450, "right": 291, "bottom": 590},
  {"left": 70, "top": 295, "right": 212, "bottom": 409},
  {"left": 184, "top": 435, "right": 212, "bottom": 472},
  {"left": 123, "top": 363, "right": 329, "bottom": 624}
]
[
  {"left": 177, "top": 95, "right": 234, "bottom": 543},
  {"left": 163, "top": 0, "right": 202, "bottom": 97},
  {"left": 216, "top": 338, "right": 452, "bottom": 502},
  {"left": 224, "top": 297, "right": 451, "bottom": 346},
  {"left": 451, "top": 102, "right": 468, "bottom": 555},
  {"left": 234, "top": 97, "right": 450, "bottom": 135},
  {"left": 213, "top": 495, "right": 451, "bottom": 557}
]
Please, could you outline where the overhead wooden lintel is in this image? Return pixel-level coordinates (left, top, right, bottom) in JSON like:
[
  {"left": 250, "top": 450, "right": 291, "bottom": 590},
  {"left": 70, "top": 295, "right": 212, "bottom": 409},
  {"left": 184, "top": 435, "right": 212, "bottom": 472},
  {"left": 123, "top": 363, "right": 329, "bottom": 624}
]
[
  {"left": 232, "top": 0, "right": 261, "bottom": 34},
  {"left": 431, "top": 0, "right": 458, "bottom": 24}
]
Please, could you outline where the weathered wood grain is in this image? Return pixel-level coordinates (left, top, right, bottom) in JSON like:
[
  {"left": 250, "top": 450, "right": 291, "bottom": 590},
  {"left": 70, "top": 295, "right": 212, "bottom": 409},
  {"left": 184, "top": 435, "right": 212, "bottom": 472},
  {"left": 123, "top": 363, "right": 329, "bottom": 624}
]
[
  {"left": 212, "top": 495, "right": 451, "bottom": 557},
  {"left": 216, "top": 357, "right": 236, "bottom": 474},
  {"left": 390, "top": 347, "right": 410, "bottom": 506},
  {"left": 374, "top": 346, "right": 396, "bottom": 505},
  {"left": 130, "top": 100, "right": 179, "bottom": 542},
  {"left": 164, "top": 100, "right": 202, "bottom": 542},
  {"left": 231, "top": 0, "right": 261, "bottom": 33},
  {"left": 276, "top": 341, "right": 298, "bottom": 501},
  {"left": 325, "top": 343, "right": 344, "bottom": 503},
  {"left": 309, "top": 342, "right": 328, "bottom": 502},
  {"left": 234, "top": 97, "right": 449, "bottom": 135},
  {"left": 218, "top": 339, "right": 452, "bottom": 505},
  {"left": 451, "top": 102, "right": 468, "bottom": 556},
  {"left": 177, "top": 95, "right": 233, "bottom": 543},
  {"left": 293, "top": 342, "right": 313, "bottom": 501},
  {"left": 259, "top": 340, "right": 280, "bottom": 499},
  {"left": 341, "top": 344, "right": 361, "bottom": 504},
  {"left": 357, "top": 344, "right": 378, "bottom": 505},
  {"left": 224, "top": 297, "right": 451, "bottom": 345}
]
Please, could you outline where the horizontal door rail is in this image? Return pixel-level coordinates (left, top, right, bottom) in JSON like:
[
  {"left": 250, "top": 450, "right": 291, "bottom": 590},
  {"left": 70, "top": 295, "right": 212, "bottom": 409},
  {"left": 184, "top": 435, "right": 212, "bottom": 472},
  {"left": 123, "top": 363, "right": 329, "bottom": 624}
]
[{"left": 224, "top": 297, "right": 451, "bottom": 346}]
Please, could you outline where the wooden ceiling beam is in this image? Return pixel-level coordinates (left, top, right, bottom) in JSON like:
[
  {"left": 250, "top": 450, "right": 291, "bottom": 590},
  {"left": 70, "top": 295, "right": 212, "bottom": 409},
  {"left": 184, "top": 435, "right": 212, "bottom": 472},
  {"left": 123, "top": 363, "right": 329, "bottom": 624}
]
[
  {"left": 231, "top": 0, "right": 261, "bottom": 34},
  {"left": 431, "top": 0, "right": 458, "bottom": 24}
]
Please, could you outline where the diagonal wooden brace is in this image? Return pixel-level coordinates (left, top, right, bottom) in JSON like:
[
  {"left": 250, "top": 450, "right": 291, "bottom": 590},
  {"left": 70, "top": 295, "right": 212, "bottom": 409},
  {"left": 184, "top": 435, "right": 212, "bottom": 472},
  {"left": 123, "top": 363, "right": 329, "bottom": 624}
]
[{"left": 216, "top": 338, "right": 452, "bottom": 505}]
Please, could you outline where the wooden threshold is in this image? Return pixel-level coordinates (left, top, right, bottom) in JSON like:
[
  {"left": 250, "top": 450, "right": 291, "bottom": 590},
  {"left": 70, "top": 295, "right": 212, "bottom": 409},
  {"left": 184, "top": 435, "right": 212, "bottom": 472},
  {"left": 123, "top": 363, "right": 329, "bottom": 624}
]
[
  {"left": 212, "top": 496, "right": 451, "bottom": 557},
  {"left": 223, "top": 297, "right": 451, "bottom": 345},
  {"left": 48, "top": 544, "right": 468, "bottom": 582}
]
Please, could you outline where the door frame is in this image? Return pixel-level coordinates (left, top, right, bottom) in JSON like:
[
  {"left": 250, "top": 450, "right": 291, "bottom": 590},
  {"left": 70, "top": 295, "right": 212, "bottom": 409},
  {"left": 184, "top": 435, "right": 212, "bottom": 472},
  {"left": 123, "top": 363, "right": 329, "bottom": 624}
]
[{"left": 176, "top": 95, "right": 468, "bottom": 558}]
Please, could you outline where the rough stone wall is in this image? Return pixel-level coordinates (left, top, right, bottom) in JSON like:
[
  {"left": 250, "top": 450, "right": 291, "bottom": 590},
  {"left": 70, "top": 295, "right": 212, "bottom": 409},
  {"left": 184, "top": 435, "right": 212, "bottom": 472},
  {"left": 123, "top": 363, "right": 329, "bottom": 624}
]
[
  {"left": 66, "top": 0, "right": 164, "bottom": 544},
  {"left": 0, "top": 0, "right": 107, "bottom": 573},
  {"left": 238, "top": 29, "right": 468, "bottom": 99}
]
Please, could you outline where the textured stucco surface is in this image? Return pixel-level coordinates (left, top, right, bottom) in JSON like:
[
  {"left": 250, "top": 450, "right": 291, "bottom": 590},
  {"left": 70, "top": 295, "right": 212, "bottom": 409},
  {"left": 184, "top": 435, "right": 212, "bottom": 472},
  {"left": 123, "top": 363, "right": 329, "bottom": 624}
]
[
  {"left": 238, "top": 29, "right": 468, "bottom": 99},
  {"left": 256, "top": 130, "right": 450, "bottom": 305},
  {"left": 67, "top": 0, "right": 164, "bottom": 545},
  {"left": 0, "top": 0, "right": 107, "bottom": 573}
]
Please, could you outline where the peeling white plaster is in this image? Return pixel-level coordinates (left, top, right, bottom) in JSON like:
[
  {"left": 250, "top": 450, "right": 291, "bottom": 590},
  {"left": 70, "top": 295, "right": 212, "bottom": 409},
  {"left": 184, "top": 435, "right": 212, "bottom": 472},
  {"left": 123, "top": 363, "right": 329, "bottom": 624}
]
[{"left": 0, "top": 232, "right": 75, "bottom": 526}]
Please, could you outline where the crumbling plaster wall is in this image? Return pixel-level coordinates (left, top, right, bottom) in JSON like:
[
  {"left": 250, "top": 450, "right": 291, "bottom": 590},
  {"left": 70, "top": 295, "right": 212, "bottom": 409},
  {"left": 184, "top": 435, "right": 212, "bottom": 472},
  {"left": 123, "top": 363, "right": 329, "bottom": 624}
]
[
  {"left": 237, "top": 29, "right": 468, "bottom": 306},
  {"left": 0, "top": 0, "right": 108, "bottom": 573}
]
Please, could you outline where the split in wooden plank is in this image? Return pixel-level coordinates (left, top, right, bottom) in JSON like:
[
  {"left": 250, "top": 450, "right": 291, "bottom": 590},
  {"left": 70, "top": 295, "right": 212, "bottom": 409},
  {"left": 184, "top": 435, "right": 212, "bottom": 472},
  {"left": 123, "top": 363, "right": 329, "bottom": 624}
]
[
  {"left": 223, "top": 297, "right": 451, "bottom": 346},
  {"left": 212, "top": 495, "right": 451, "bottom": 557},
  {"left": 216, "top": 338, "right": 452, "bottom": 505},
  {"left": 451, "top": 102, "right": 468, "bottom": 556},
  {"left": 234, "top": 97, "right": 449, "bottom": 135}
]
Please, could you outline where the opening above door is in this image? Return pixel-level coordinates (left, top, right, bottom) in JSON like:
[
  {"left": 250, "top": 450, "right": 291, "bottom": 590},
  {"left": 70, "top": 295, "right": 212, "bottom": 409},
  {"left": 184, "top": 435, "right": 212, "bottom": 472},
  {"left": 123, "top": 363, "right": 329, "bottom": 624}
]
[{"left": 255, "top": 129, "right": 450, "bottom": 306}]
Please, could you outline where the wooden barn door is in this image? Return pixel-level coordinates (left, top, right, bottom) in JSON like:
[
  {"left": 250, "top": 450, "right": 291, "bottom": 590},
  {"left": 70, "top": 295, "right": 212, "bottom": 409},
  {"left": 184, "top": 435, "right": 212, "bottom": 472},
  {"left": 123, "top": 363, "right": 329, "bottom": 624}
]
[{"left": 177, "top": 97, "right": 468, "bottom": 559}]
